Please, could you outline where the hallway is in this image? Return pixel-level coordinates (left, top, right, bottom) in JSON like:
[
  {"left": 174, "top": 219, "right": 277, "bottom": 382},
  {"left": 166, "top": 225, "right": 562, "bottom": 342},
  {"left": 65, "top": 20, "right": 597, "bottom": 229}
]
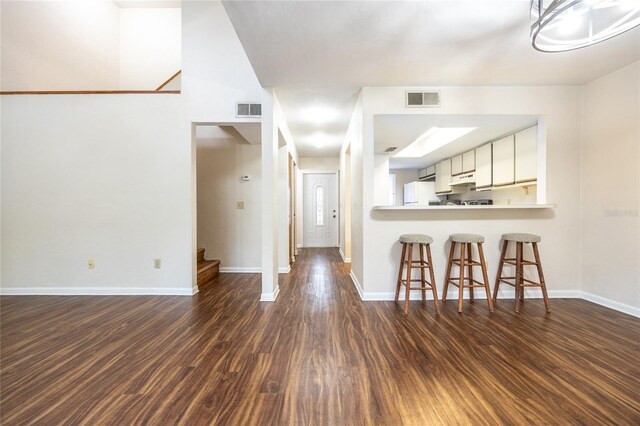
[{"left": 1, "top": 248, "right": 639, "bottom": 424}]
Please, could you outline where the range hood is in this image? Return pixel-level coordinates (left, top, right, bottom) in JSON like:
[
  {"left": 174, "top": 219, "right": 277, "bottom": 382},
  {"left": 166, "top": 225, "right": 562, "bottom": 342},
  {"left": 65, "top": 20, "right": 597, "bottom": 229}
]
[{"left": 449, "top": 172, "right": 476, "bottom": 186}]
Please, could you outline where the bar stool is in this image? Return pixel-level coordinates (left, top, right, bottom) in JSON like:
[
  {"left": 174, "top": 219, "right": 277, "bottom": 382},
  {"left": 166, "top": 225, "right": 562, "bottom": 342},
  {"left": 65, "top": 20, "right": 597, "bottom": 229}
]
[
  {"left": 395, "top": 234, "right": 439, "bottom": 315},
  {"left": 494, "top": 233, "right": 550, "bottom": 313},
  {"left": 443, "top": 233, "right": 494, "bottom": 313}
]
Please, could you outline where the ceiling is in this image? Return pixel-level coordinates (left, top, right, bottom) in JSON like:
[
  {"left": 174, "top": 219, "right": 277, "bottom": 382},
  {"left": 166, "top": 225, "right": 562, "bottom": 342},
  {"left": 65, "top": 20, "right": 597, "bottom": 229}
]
[
  {"left": 223, "top": 1, "right": 640, "bottom": 158},
  {"left": 113, "top": 1, "right": 181, "bottom": 8},
  {"left": 375, "top": 114, "right": 539, "bottom": 169}
]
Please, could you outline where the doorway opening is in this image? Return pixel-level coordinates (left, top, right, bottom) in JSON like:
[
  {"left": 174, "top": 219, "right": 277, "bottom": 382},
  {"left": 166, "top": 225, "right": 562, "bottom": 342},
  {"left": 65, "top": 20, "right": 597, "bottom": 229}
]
[{"left": 302, "top": 172, "right": 338, "bottom": 248}]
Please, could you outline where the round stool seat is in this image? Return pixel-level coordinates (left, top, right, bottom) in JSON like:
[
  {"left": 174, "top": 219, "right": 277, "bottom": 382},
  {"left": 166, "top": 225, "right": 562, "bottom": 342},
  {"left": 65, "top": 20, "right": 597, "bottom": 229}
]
[
  {"left": 399, "top": 234, "right": 433, "bottom": 244},
  {"left": 449, "top": 233, "right": 485, "bottom": 243},
  {"left": 502, "top": 233, "right": 541, "bottom": 243}
]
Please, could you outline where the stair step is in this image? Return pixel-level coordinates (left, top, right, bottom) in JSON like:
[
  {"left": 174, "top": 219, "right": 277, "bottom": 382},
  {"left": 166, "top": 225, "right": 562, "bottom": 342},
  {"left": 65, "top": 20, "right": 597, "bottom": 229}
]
[
  {"left": 197, "top": 259, "right": 220, "bottom": 273},
  {"left": 197, "top": 259, "right": 220, "bottom": 288},
  {"left": 197, "top": 248, "right": 205, "bottom": 262}
]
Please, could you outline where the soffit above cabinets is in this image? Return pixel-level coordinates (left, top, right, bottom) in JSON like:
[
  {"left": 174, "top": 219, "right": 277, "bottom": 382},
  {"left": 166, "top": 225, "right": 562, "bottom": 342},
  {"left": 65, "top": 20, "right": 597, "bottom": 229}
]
[{"left": 375, "top": 114, "right": 538, "bottom": 170}]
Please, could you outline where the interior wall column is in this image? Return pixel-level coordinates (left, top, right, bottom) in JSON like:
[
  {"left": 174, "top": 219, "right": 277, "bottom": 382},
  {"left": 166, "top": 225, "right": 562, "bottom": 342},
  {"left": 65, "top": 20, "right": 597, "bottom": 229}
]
[{"left": 261, "top": 87, "right": 279, "bottom": 300}]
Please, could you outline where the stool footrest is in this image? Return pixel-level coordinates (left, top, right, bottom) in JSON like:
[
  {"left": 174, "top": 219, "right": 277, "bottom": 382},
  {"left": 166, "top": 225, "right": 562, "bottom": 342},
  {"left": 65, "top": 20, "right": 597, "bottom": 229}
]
[
  {"left": 498, "top": 278, "right": 544, "bottom": 287},
  {"left": 451, "top": 259, "right": 484, "bottom": 267},
  {"left": 503, "top": 259, "right": 538, "bottom": 266},
  {"left": 399, "top": 280, "right": 435, "bottom": 290},
  {"left": 447, "top": 279, "right": 488, "bottom": 288}
]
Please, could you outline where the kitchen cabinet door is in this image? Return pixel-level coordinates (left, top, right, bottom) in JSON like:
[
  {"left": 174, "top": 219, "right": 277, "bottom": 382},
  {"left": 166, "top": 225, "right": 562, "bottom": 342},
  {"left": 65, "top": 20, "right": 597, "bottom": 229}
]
[
  {"left": 515, "top": 126, "right": 537, "bottom": 183},
  {"left": 436, "top": 159, "right": 452, "bottom": 193},
  {"left": 426, "top": 165, "right": 436, "bottom": 177},
  {"left": 462, "top": 150, "right": 475, "bottom": 173},
  {"left": 475, "top": 143, "right": 492, "bottom": 188},
  {"left": 451, "top": 155, "right": 463, "bottom": 176},
  {"left": 492, "top": 135, "right": 515, "bottom": 186}
]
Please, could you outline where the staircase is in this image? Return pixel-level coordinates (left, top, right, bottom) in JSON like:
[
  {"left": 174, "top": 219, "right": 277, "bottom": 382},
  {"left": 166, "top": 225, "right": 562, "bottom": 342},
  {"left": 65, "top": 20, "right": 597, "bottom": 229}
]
[{"left": 197, "top": 248, "right": 220, "bottom": 289}]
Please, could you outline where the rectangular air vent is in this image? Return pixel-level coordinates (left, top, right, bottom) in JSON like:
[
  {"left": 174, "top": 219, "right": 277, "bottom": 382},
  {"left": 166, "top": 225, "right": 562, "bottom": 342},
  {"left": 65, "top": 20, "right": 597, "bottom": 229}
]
[
  {"left": 405, "top": 90, "right": 441, "bottom": 108},
  {"left": 236, "top": 102, "right": 262, "bottom": 118},
  {"left": 384, "top": 146, "right": 398, "bottom": 153}
]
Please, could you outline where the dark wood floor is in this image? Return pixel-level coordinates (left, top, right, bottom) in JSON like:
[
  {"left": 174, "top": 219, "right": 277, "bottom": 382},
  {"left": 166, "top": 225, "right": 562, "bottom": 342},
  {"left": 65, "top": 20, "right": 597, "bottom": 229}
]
[{"left": 1, "top": 248, "right": 639, "bottom": 425}]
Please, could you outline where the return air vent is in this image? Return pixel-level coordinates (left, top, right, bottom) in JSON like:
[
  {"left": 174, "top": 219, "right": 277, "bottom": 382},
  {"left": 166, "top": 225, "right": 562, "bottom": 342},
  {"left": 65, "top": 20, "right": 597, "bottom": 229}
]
[
  {"left": 384, "top": 146, "right": 398, "bottom": 153},
  {"left": 236, "top": 102, "right": 262, "bottom": 118},
  {"left": 405, "top": 90, "right": 441, "bottom": 108}
]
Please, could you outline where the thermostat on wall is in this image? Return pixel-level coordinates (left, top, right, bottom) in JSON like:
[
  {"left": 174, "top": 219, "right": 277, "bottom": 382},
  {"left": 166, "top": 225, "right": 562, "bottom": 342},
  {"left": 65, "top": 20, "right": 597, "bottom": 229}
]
[{"left": 242, "top": 175, "right": 251, "bottom": 181}]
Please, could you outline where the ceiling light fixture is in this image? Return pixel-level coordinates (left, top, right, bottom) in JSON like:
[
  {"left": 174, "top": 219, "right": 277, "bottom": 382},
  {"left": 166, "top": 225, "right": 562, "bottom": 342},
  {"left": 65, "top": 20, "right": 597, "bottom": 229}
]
[
  {"left": 302, "top": 105, "right": 340, "bottom": 124},
  {"left": 530, "top": 0, "right": 640, "bottom": 52},
  {"left": 393, "top": 127, "right": 477, "bottom": 158},
  {"left": 308, "top": 132, "right": 330, "bottom": 148}
]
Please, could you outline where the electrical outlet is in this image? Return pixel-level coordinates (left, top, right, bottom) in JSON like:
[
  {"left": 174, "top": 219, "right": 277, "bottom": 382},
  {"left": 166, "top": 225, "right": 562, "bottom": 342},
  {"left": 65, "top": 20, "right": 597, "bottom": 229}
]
[
  {"left": 154, "top": 259, "right": 161, "bottom": 269},
  {"left": 88, "top": 259, "right": 95, "bottom": 270},
  {"left": 237, "top": 201, "right": 245, "bottom": 209}
]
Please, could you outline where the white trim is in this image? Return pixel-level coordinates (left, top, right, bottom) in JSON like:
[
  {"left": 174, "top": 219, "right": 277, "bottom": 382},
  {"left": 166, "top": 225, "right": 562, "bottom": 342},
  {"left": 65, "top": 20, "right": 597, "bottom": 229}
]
[
  {"left": 349, "top": 270, "right": 364, "bottom": 299},
  {"left": 260, "top": 285, "right": 280, "bottom": 302},
  {"left": 0, "top": 286, "right": 197, "bottom": 296},
  {"left": 219, "top": 267, "right": 261, "bottom": 274},
  {"left": 580, "top": 291, "right": 640, "bottom": 318},
  {"left": 219, "top": 266, "right": 290, "bottom": 274},
  {"left": 359, "top": 289, "right": 581, "bottom": 301},
  {"left": 299, "top": 169, "right": 339, "bottom": 175},
  {"left": 339, "top": 248, "right": 351, "bottom": 263}
]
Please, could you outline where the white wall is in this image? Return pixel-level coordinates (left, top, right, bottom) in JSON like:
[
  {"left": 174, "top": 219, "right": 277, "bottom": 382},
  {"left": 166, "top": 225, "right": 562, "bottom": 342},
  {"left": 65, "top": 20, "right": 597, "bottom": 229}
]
[
  {"left": 119, "top": 8, "right": 181, "bottom": 90},
  {"left": 339, "top": 146, "right": 352, "bottom": 261},
  {"left": 298, "top": 157, "right": 340, "bottom": 170},
  {"left": 353, "top": 86, "right": 582, "bottom": 299},
  {"left": 0, "top": 1, "right": 298, "bottom": 301},
  {"left": 0, "top": 1, "right": 182, "bottom": 91},
  {"left": 581, "top": 61, "right": 640, "bottom": 311},
  {"left": 183, "top": 0, "right": 262, "bottom": 122},
  {"left": 1, "top": 95, "right": 193, "bottom": 294},
  {"left": 343, "top": 94, "right": 364, "bottom": 286},
  {"left": 1, "top": 0, "right": 120, "bottom": 90},
  {"left": 196, "top": 126, "right": 262, "bottom": 271}
]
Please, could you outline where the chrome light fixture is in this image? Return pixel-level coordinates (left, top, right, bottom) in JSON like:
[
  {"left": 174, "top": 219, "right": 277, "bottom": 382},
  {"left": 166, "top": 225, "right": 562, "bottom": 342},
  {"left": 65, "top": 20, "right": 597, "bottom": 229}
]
[{"left": 530, "top": 0, "right": 640, "bottom": 52}]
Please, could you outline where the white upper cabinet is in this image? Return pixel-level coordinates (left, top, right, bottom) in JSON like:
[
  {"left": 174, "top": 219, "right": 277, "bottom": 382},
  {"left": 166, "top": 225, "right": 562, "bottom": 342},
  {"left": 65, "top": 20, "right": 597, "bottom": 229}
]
[
  {"left": 475, "top": 143, "right": 492, "bottom": 188},
  {"left": 515, "top": 126, "right": 537, "bottom": 183},
  {"left": 435, "top": 159, "right": 452, "bottom": 193},
  {"left": 451, "top": 154, "right": 463, "bottom": 176},
  {"left": 462, "top": 150, "right": 475, "bottom": 173},
  {"left": 492, "top": 135, "right": 515, "bottom": 186}
]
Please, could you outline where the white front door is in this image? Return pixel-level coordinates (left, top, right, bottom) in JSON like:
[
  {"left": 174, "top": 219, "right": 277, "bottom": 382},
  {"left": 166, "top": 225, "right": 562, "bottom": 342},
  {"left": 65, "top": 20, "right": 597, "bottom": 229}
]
[{"left": 303, "top": 173, "right": 337, "bottom": 247}]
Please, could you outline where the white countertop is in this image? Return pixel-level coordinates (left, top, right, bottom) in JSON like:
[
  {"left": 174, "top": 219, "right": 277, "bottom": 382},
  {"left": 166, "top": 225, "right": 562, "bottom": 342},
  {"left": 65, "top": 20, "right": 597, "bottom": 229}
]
[{"left": 372, "top": 204, "right": 555, "bottom": 210}]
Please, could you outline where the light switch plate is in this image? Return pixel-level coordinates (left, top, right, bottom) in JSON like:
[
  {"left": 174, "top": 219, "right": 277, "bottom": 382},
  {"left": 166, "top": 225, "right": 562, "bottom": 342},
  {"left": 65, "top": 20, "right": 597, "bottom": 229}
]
[
  {"left": 88, "top": 259, "right": 95, "bottom": 270},
  {"left": 154, "top": 259, "right": 161, "bottom": 269},
  {"left": 237, "top": 201, "right": 245, "bottom": 209}
]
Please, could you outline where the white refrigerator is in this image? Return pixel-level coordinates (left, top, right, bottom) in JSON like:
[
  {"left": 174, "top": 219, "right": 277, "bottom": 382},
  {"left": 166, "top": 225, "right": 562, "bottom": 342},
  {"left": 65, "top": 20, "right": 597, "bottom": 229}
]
[{"left": 403, "top": 181, "right": 438, "bottom": 206}]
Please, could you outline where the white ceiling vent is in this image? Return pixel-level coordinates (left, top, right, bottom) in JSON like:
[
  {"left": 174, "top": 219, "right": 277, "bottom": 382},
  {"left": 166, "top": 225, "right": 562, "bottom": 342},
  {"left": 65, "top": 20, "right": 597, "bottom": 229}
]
[
  {"left": 236, "top": 102, "right": 262, "bottom": 118},
  {"left": 405, "top": 91, "right": 441, "bottom": 108}
]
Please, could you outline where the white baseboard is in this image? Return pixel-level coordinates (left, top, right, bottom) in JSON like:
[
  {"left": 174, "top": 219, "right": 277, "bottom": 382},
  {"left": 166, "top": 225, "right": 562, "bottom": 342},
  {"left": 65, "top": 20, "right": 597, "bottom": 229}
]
[
  {"left": 219, "top": 267, "right": 261, "bottom": 274},
  {"left": 0, "top": 286, "right": 197, "bottom": 296},
  {"left": 260, "top": 285, "right": 280, "bottom": 302},
  {"left": 349, "top": 270, "right": 364, "bottom": 300},
  {"left": 353, "top": 285, "right": 639, "bottom": 318},
  {"left": 339, "top": 248, "right": 351, "bottom": 264},
  {"left": 219, "top": 266, "right": 290, "bottom": 274},
  {"left": 580, "top": 291, "right": 640, "bottom": 318},
  {"left": 361, "top": 288, "right": 581, "bottom": 301}
]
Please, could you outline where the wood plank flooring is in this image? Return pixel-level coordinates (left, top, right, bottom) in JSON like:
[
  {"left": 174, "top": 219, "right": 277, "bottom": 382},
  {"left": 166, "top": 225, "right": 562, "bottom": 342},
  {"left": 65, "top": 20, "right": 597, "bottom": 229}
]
[{"left": 1, "top": 248, "right": 639, "bottom": 425}]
